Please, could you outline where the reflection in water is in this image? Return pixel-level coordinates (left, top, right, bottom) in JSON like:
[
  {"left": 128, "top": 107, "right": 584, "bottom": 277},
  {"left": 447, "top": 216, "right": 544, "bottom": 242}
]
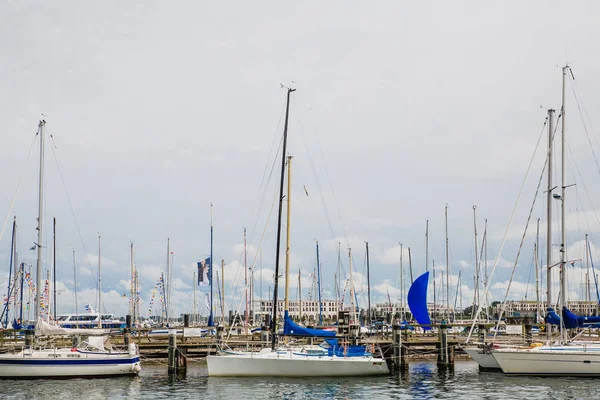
[{"left": 0, "top": 361, "right": 597, "bottom": 399}]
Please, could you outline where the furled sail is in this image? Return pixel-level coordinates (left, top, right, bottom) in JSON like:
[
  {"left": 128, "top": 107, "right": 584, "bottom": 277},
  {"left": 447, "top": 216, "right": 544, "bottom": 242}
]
[
  {"left": 283, "top": 311, "right": 336, "bottom": 337},
  {"left": 562, "top": 307, "right": 600, "bottom": 329},
  {"left": 408, "top": 271, "right": 432, "bottom": 330}
]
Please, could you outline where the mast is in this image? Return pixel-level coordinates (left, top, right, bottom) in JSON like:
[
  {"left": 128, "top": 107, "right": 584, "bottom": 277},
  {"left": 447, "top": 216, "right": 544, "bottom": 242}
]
[
  {"left": 559, "top": 65, "right": 568, "bottom": 343},
  {"left": 19, "top": 263, "right": 24, "bottom": 324},
  {"left": 425, "top": 220, "right": 429, "bottom": 273},
  {"left": 400, "top": 243, "right": 403, "bottom": 318},
  {"left": 586, "top": 235, "right": 590, "bottom": 315},
  {"left": 35, "top": 120, "right": 46, "bottom": 325},
  {"left": 471, "top": 205, "right": 478, "bottom": 319},
  {"left": 349, "top": 247, "right": 357, "bottom": 324},
  {"left": 165, "top": 238, "right": 170, "bottom": 324},
  {"left": 53, "top": 217, "right": 56, "bottom": 321},
  {"left": 445, "top": 205, "right": 450, "bottom": 318},
  {"left": 365, "top": 241, "right": 371, "bottom": 327},
  {"left": 408, "top": 247, "right": 414, "bottom": 284},
  {"left": 284, "top": 156, "right": 293, "bottom": 313},
  {"left": 270, "top": 86, "right": 295, "bottom": 350},
  {"left": 317, "top": 240, "right": 323, "bottom": 326},
  {"left": 484, "top": 218, "right": 489, "bottom": 321},
  {"left": 298, "top": 269, "right": 302, "bottom": 322},
  {"left": 546, "top": 108, "right": 555, "bottom": 341},
  {"left": 73, "top": 250, "right": 78, "bottom": 327},
  {"left": 337, "top": 241, "right": 341, "bottom": 310},
  {"left": 97, "top": 234, "right": 102, "bottom": 329},
  {"left": 130, "top": 242, "right": 135, "bottom": 323},
  {"left": 193, "top": 270, "right": 196, "bottom": 324},
  {"left": 535, "top": 218, "right": 540, "bottom": 322},
  {"left": 221, "top": 259, "right": 225, "bottom": 324},
  {"left": 5, "top": 217, "right": 16, "bottom": 327},
  {"left": 244, "top": 227, "right": 248, "bottom": 333},
  {"left": 209, "top": 203, "right": 214, "bottom": 327}
]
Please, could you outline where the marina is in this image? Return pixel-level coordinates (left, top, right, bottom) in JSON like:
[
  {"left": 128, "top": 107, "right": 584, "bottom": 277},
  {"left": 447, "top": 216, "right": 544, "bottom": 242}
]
[{"left": 3, "top": 1, "right": 600, "bottom": 398}]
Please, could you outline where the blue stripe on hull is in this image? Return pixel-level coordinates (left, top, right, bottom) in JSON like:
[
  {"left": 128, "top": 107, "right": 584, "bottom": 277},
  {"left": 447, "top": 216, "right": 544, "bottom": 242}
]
[
  {"left": 0, "top": 357, "right": 140, "bottom": 366},
  {"left": 0, "top": 372, "right": 138, "bottom": 380}
]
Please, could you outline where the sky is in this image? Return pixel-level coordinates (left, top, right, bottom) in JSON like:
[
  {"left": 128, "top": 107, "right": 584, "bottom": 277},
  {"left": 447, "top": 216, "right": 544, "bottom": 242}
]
[{"left": 1, "top": 1, "right": 600, "bottom": 320}]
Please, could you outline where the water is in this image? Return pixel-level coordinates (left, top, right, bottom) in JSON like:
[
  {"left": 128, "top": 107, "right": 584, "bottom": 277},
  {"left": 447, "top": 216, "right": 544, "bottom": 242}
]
[{"left": 0, "top": 361, "right": 596, "bottom": 399}]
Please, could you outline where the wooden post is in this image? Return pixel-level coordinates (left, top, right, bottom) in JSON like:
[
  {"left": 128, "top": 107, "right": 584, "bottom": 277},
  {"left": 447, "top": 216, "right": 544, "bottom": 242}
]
[
  {"left": 124, "top": 314, "right": 132, "bottom": 346},
  {"left": 392, "top": 324, "right": 401, "bottom": 370},
  {"left": 168, "top": 330, "right": 177, "bottom": 374},
  {"left": 400, "top": 327, "right": 409, "bottom": 370},
  {"left": 524, "top": 322, "right": 532, "bottom": 345},
  {"left": 438, "top": 320, "right": 452, "bottom": 370},
  {"left": 478, "top": 324, "right": 486, "bottom": 344}
]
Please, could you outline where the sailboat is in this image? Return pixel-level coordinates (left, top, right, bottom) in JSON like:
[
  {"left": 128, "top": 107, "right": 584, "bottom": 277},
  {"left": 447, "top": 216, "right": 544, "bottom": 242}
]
[
  {"left": 0, "top": 120, "right": 141, "bottom": 378},
  {"left": 491, "top": 66, "right": 600, "bottom": 376},
  {"left": 207, "top": 88, "right": 388, "bottom": 377}
]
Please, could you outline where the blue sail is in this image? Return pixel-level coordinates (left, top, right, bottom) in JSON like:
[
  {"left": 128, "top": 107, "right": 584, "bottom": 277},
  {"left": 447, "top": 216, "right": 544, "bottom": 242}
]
[
  {"left": 408, "top": 271, "right": 431, "bottom": 330},
  {"left": 283, "top": 311, "right": 336, "bottom": 337}
]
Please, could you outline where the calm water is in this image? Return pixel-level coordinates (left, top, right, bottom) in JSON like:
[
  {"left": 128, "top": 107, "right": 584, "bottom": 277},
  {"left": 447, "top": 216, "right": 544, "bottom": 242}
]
[{"left": 0, "top": 361, "right": 597, "bottom": 399}]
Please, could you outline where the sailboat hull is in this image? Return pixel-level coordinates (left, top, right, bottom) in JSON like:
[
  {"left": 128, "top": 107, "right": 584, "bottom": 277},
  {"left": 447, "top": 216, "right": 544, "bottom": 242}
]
[
  {"left": 493, "top": 347, "right": 600, "bottom": 376},
  {"left": 0, "top": 349, "right": 141, "bottom": 379},
  {"left": 207, "top": 352, "right": 389, "bottom": 377},
  {"left": 463, "top": 347, "right": 501, "bottom": 370}
]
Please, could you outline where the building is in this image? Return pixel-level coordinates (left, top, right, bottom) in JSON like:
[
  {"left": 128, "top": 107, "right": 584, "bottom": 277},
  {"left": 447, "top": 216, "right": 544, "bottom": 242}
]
[
  {"left": 252, "top": 299, "right": 341, "bottom": 323},
  {"left": 494, "top": 300, "right": 599, "bottom": 320}
]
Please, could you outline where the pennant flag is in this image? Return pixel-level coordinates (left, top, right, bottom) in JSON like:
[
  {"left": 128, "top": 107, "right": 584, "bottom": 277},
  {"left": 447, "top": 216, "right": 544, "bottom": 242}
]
[
  {"left": 205, "top": 292, "right": 210, "bottom": 309},
  {"left": 197, "top": 257, "right": 211, "bottom": 286}
]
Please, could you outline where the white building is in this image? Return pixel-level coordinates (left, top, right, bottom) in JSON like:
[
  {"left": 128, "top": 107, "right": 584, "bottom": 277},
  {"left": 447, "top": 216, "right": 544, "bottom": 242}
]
[{"left": 252, "top": 300, "right": 341, "bottom": 322}]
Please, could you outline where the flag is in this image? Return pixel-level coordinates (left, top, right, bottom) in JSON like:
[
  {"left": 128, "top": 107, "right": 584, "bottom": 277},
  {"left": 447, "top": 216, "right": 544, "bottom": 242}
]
[
  {"left": 197, "top": 257, "right": 211, "bottom": 285},
  {"left": 205, "top": 292, "right": 210, "bottom": 310}
]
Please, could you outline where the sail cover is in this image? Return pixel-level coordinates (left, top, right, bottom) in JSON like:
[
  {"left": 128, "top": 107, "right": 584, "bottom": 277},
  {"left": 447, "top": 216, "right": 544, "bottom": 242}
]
[
  {"left": 562, "top": 306, "right": 600, "bottom": 329},
  {"left": 408, "top": 271, "right": 432, "bottom": 330},
  {"left": 283, "top": 311, "right": 335, "bottom": 337}
]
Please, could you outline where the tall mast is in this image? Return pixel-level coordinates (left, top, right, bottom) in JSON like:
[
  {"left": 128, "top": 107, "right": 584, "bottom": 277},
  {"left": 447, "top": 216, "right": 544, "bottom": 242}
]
[
  {"left": 546, "top": 108, "right": 555, "bottom": 341},
  {"left": 586, "top": 235, "right": 590, "bottom": 315},
  {"left": 317, "top": 240, "right": 323, "bottom": 326},
  {"left": 97, "top": 234, "right": 102, "bottom": 329},
  {"left": 5, "top": 217, "right": 16, "bottom": 327},
  {"left": 400, "top": 243, "right": 403, "bottom": 318},
  {"left": 535, "top": 218, "right": 540, "bottom": 322},
  {"left": 337, "top": 241, "right": 341, "bottom": 310},
  {"left": 244, "top": 227, "right": 248, "bottom": 333},
  {"left": 425, "top": 220, "right": 429, "bottom": 273},
  {"left": 165, "top": 238, "right": 170, "bottom": 324},
  {"left": 130, "top": 242, "right": 135, "bottom": 322},
  {"left": 484, "top": 218, "right": 489, "bottom": 321},
  {"left": 298, "top": 269, "right": 302, "bottom": 322},
  {"left": 445, "top": 205, "right": 450, "bottom": 318},
  {"left": 472, "top": 205, "right": 478, "bottom": 319},
  {"left": 35, "top": 120, "right": 46, "bottom": 324},
  {"left": 365, "top": 241, "right": 371, "bottom": 327},
  {"left": 221, "top": 259, "right": 225, "bottom": 324},
  {"left": 53, "top": 217, "right": 56, "bottom": 320},
  {"left": 349, "top": 247, "right": 357, "bottom": 324},
  {"left": 559, "top": 65, "right": 568, "bottom": 343},
  {"left": 209, "top": 203, "right": 214, "bottom": 327},
  {"left": 284, "top": 156, "right": 293, "bottom": 313},
  {"left": 271, "top": 86, "right": 295, "bottom": 350},
  {"left": 408, "top": 247, "right": 414, "bottom": 284},
  {"left": 193, "top": 270, "right": 196, "bottom": 324},
  {"left": 73, "top": 250, "right": 78, "bottom": 327}
]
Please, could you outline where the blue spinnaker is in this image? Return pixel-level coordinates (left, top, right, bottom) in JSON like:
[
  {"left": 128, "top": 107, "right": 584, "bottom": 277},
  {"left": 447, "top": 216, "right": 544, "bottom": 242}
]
[
  {"left": 283, "top": 311, "right": 336, "bottom": 337},
  {"left": 408, "top": 271, "right": 431, "bottom": 330}
]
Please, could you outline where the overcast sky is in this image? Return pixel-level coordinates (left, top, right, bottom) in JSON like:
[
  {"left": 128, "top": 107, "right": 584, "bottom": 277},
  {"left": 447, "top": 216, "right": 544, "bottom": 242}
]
[{"left": 2, "top": 1, "right": 600, "bottom": 320}]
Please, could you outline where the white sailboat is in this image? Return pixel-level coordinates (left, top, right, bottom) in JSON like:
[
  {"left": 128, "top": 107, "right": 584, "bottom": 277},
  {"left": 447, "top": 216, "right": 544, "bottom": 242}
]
[
  {"left": 0, "top": 120, "right": 141, "bottom": 379},
  {"left": 207, "top": 88, "right": 388, "bottom": 377},
  {"left": 491, "top": 65, "right": 600, "bottom": 376}
]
